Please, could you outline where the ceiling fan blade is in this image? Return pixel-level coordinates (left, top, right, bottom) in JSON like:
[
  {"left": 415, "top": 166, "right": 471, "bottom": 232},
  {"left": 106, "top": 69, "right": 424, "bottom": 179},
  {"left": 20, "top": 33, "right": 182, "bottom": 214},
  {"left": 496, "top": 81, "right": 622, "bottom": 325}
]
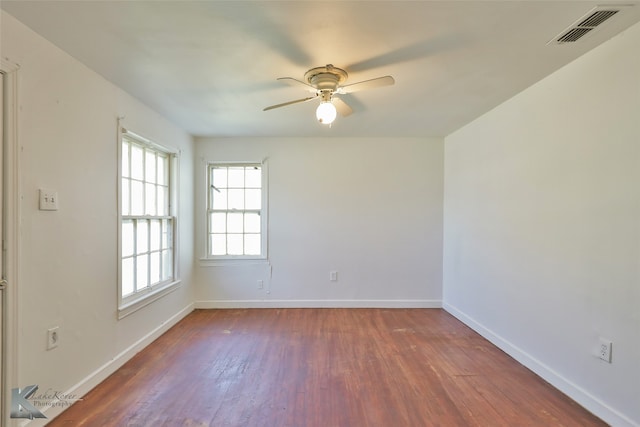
[
  {"left": 277, "top": 77, "right": 316, "bottom": 93},
  {"left": 333, "top": 97, "right": 353, "bottom": 117},
  {"left": 344, "top": 36, "right": 463, "bottom": 73},
  {"left": 217, "top": 4, "right": 312, "bottom": 67},
  {"left": 338, "top": 76, "right": 395, "bottom": 94},
  {"left": 263, "top": 95, "right": 317, "bottom": 111}
]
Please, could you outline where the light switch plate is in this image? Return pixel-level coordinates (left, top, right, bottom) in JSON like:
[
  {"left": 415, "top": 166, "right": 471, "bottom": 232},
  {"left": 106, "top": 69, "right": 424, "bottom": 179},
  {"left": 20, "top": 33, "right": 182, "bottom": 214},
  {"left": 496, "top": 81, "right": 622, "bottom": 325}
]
[{"left": 39, "top": 189, "right": 59, "bottom": 211}]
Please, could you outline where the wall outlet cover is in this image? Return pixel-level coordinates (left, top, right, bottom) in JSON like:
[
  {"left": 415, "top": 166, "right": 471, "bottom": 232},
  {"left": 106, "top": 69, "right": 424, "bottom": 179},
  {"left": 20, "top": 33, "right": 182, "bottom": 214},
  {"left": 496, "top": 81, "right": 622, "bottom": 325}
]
[
  {"left": 598, "top": 338, "right": 612, "bottom": 363},
  {"left": 47, "top": 326, "right": 60, "bottom": 350}
]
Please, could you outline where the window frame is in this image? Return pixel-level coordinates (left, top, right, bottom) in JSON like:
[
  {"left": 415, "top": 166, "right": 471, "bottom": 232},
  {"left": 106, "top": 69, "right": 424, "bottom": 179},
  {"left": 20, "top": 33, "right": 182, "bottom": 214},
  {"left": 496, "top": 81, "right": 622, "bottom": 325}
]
[
  {"left": 204, "top": 161, "right": 268, "bottom": 262},
  {"left": 117, "top": 126, "right": 181, "bottom": 318}
]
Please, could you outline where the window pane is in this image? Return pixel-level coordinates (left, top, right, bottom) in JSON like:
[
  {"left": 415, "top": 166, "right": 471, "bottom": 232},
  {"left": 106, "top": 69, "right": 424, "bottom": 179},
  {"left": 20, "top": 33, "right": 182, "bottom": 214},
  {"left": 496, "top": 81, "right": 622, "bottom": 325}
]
[
  {"left": 122, "top": 220, "right": 135, "bottom": 257},
  {"left": 245, "top": 189, "right": 261, "bottom": 210},
  {"left": 227, "top": 234, "right": 243, "bottom": 255},
  {"left": 245, "top": 167, "right": 261, "bottom": 188},
  {"left": 150, "top": 252, "right": 160, "bottom": 285},
  {"left": 122, "top": 142, "right": 130, "bottom": 178},
  {"left": 244, "top": 213, "right": 260, "bottom": 233},
  {"left": 150, "top": 219, "right": 161, "bottom": 251},
  {"left": 167, "top": 219, "right": 173, "bottom": 247},
  {"left": 122, "top": 257, "right": 134, "bottom": 296},
  {"left": 136, "top": 254, "right": 149, "bottom": 290},
  {"left": 131, "top": 180, "right": 144, "bottom": 215},
  {"left": 131, "top": 145, "right": 144, "bottom": 180},
  {"left": 121, "top": 178, "right": 130, "bottom": 216},
  {"left": 157, "top": 155, "right": 167, "bottom": 186},
  {"left": 208, "top": 187, "right": 215, "bottom": 209},
  {"left": 158, "top": 186, "right": 168, "bottom": 216},
  {"left": 227, "top": 213, "right": 243, "bottom": 233},
  {"left": 137, "top": 219, "right": 148, "bottom": 254},
  {"left": 162, "top": 219, "right": 170, "bottom": 249},
  {"left": 212, "top": 167, "right": 227, "bottom": 188},
  {"left": 210, "top": 212, "right": 226, "bottom": 233},
  {"left": 245, "top": 234, "right": 261, "bottom": 255},
  {"left": 210, "top": 234, "right": 226, "bottom": 256},
  {"left": 228, "top": 167, "right": 244, "bottom": 188},
  {"left": 212, "top": 189, "right": 227, "bottom": 210},
  {"left": 162, "top": 250, "right": 172, "bottom": 280},
  {"left": 145, "top": 151, "right": 156, "bottom": 183},
  {"left": 145, "top": 183, "right": 156, "bottom": 216},
  {"left": 228, "top": 189, "right": 244, "bottom": 210}
]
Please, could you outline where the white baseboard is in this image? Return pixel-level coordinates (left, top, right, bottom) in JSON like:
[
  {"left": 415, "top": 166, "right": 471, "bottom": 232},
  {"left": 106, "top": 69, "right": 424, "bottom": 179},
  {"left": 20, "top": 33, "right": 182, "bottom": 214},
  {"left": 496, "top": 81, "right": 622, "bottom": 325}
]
[
  {"left": 443, "top": 302, "right": 638, "bottom": 427},
  {"left": 195, "top": 299, "right": 442, "bottom": 309},
  {"left": 24, "top": 303, "right": 194, "bottom": 426}
]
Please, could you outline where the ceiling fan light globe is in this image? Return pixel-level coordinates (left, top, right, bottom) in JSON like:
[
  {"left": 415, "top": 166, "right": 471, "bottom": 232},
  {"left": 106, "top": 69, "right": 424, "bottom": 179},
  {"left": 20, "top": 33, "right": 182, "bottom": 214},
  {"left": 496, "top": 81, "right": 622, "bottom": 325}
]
[{"left": 316, "top": 102, "right": 337, "bottom": 125}]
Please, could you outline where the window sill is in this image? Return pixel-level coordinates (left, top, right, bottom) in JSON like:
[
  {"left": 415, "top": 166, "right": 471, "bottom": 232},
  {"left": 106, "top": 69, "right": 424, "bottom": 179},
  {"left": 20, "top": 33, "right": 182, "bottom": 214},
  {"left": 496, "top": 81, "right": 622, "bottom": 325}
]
[
  {"left": 199, "top": 257, "right": 270, "bottom": 267},
  {"left": 118, "top": 280, "right": 182, "bottom": 319}
]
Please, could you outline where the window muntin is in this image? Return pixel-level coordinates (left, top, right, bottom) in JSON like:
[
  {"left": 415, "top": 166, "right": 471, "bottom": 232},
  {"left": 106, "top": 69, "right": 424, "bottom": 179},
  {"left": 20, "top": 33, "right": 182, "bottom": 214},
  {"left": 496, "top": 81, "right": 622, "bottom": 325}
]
[
  {"left": 120, "top": 134, "right": 175, "bottom": 303},
  {"left": 207, "top": 164, "right": 265, "bottom": 258}
]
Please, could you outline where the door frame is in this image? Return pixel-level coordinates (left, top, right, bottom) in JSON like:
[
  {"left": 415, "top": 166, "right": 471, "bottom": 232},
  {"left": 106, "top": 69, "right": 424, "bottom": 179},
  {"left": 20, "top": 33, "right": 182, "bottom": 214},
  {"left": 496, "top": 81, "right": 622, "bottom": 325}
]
[{"left": 1, "top": 58, "right": 20, "bottom": 427}]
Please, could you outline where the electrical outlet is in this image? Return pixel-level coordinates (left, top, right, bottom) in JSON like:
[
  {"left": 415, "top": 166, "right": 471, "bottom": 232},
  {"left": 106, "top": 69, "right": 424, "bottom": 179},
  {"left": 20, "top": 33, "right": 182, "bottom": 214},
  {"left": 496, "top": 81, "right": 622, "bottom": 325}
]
[
  {"left": 47, "top": 326, "right": 60, "bottom": 350},
  {"left": 257, "top": 280, "right": 264, "bottom": 290},
  {"left": 329, "top": 271, "right": 338, "bottom": 282},
  {"left": 598, "top": 338, "right": 612, "bottom": 363}
]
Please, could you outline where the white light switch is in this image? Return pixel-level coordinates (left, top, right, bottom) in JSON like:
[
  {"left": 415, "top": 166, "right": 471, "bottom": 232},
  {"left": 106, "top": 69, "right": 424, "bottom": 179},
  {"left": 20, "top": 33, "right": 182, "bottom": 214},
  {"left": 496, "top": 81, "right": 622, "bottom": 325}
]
[{"left": 39, "top": 189, "right": 59, "bottom": 211}]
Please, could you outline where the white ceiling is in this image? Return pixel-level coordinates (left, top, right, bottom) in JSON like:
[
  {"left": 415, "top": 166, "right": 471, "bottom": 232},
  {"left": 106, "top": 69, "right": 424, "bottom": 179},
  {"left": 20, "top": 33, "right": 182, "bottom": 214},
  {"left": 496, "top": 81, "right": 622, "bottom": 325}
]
[{"left": 3, "top": 1, "right": 640, "bottom": 138}]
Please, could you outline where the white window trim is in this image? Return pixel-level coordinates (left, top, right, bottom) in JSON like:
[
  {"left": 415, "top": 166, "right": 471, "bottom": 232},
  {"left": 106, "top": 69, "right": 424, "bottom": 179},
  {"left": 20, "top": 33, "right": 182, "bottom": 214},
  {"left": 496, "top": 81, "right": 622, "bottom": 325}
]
[
  {"left": 117, "top": 125, "right": 181, "bottom": 319},
  {"left": 200, "top": 160, "right": 269, "bottom": 266}
]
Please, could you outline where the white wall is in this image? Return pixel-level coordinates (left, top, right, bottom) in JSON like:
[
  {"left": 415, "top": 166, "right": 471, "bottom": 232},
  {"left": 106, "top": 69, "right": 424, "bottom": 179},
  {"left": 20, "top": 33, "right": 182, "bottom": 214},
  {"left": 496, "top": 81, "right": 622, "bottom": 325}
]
[
  {"left": 1, "top": 10, "right": 194, "bottom": 423},
  {"left": 195, "top": 137, "right": 443, "bottom": 307},
  {"left": 443, "top": 22, "right": 640, "bottom": 426}
]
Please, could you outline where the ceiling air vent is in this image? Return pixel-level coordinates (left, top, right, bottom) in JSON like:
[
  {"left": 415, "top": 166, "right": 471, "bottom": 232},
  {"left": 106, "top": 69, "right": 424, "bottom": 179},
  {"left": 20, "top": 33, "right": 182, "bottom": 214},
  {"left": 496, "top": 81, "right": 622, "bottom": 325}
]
[
  {"left": 578, "top": 9, "right": 619, "bottom": 27},
  {"left": 557, "top": 27, "right": 594, "bottom": 43},
  {"left": 552, "top": 7, "right": 621, "bottom": 44}
]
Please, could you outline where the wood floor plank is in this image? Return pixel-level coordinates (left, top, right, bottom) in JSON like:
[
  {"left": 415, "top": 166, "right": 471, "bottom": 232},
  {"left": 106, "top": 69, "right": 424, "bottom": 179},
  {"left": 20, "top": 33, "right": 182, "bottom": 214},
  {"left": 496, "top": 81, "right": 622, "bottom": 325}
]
[{"left": 46, "top": 309, "right": 607, "bottom": 427}]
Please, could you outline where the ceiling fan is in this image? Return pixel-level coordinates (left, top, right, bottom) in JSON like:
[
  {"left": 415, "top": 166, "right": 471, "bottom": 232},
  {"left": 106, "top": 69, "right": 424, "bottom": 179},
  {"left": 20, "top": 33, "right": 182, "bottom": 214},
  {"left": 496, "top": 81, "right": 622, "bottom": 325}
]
[{"left": 263, "top": 64, "right": 395, "bottom": 125}]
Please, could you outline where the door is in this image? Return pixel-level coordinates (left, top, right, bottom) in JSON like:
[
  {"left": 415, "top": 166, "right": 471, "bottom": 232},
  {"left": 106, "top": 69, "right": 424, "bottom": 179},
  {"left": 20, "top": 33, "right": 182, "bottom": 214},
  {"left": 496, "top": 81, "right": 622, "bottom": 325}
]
[
  {"left": 0, "top": 57, "right": 19, "bottom": 427},
  {"left": 0, "top": 69, "right": 5, "bottom": 425},
  {"left": 0, "top": 59, "right": 18, "bottom": 427},
  {"left": 0, "top": 69, "right": 6, "bottom": 425}
]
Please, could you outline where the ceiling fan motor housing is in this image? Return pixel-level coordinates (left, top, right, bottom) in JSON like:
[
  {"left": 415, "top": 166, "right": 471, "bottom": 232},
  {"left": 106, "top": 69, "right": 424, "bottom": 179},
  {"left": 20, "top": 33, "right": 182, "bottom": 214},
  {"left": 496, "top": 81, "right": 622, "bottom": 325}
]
[{"left": 304, "top": 65, "right": 348, "bottom": 92}]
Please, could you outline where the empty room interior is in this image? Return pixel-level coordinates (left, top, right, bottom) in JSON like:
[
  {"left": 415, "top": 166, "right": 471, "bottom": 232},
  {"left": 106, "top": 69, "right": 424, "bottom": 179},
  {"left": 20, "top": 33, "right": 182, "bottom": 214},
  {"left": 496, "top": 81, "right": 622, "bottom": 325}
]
[{"left": 1, "top": 1, "right": 639, "bottom": 426}]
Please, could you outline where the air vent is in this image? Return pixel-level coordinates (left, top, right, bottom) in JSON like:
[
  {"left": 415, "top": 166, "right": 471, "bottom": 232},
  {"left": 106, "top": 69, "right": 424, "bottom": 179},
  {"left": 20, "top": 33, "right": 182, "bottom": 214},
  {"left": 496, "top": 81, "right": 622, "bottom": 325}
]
[
  {"left": 557, "top": 27, "right": 593, "bottom": 43},
  {"left": 578, "top": 10, "right": 618, "bottom": 27},
  {"left": 552, "top": 7, "right": 621, "bottom": 44}
]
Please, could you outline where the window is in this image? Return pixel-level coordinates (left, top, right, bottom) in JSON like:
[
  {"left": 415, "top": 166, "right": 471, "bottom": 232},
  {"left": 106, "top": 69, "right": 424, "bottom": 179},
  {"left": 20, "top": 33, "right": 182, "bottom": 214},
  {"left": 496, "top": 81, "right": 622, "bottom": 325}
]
[
  {"left": 119, "top": 129, "right": 178, "bottom": 316},
  {"left": 207, "top": 163, "right": 266, "bottom": 259}
]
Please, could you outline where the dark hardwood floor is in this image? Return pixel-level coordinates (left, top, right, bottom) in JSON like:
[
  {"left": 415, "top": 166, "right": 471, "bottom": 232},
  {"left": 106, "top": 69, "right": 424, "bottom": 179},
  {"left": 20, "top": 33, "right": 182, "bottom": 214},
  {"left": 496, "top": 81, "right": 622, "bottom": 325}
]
[{"left": 47, "top": 309, "right": 606, "bottom": 426}]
